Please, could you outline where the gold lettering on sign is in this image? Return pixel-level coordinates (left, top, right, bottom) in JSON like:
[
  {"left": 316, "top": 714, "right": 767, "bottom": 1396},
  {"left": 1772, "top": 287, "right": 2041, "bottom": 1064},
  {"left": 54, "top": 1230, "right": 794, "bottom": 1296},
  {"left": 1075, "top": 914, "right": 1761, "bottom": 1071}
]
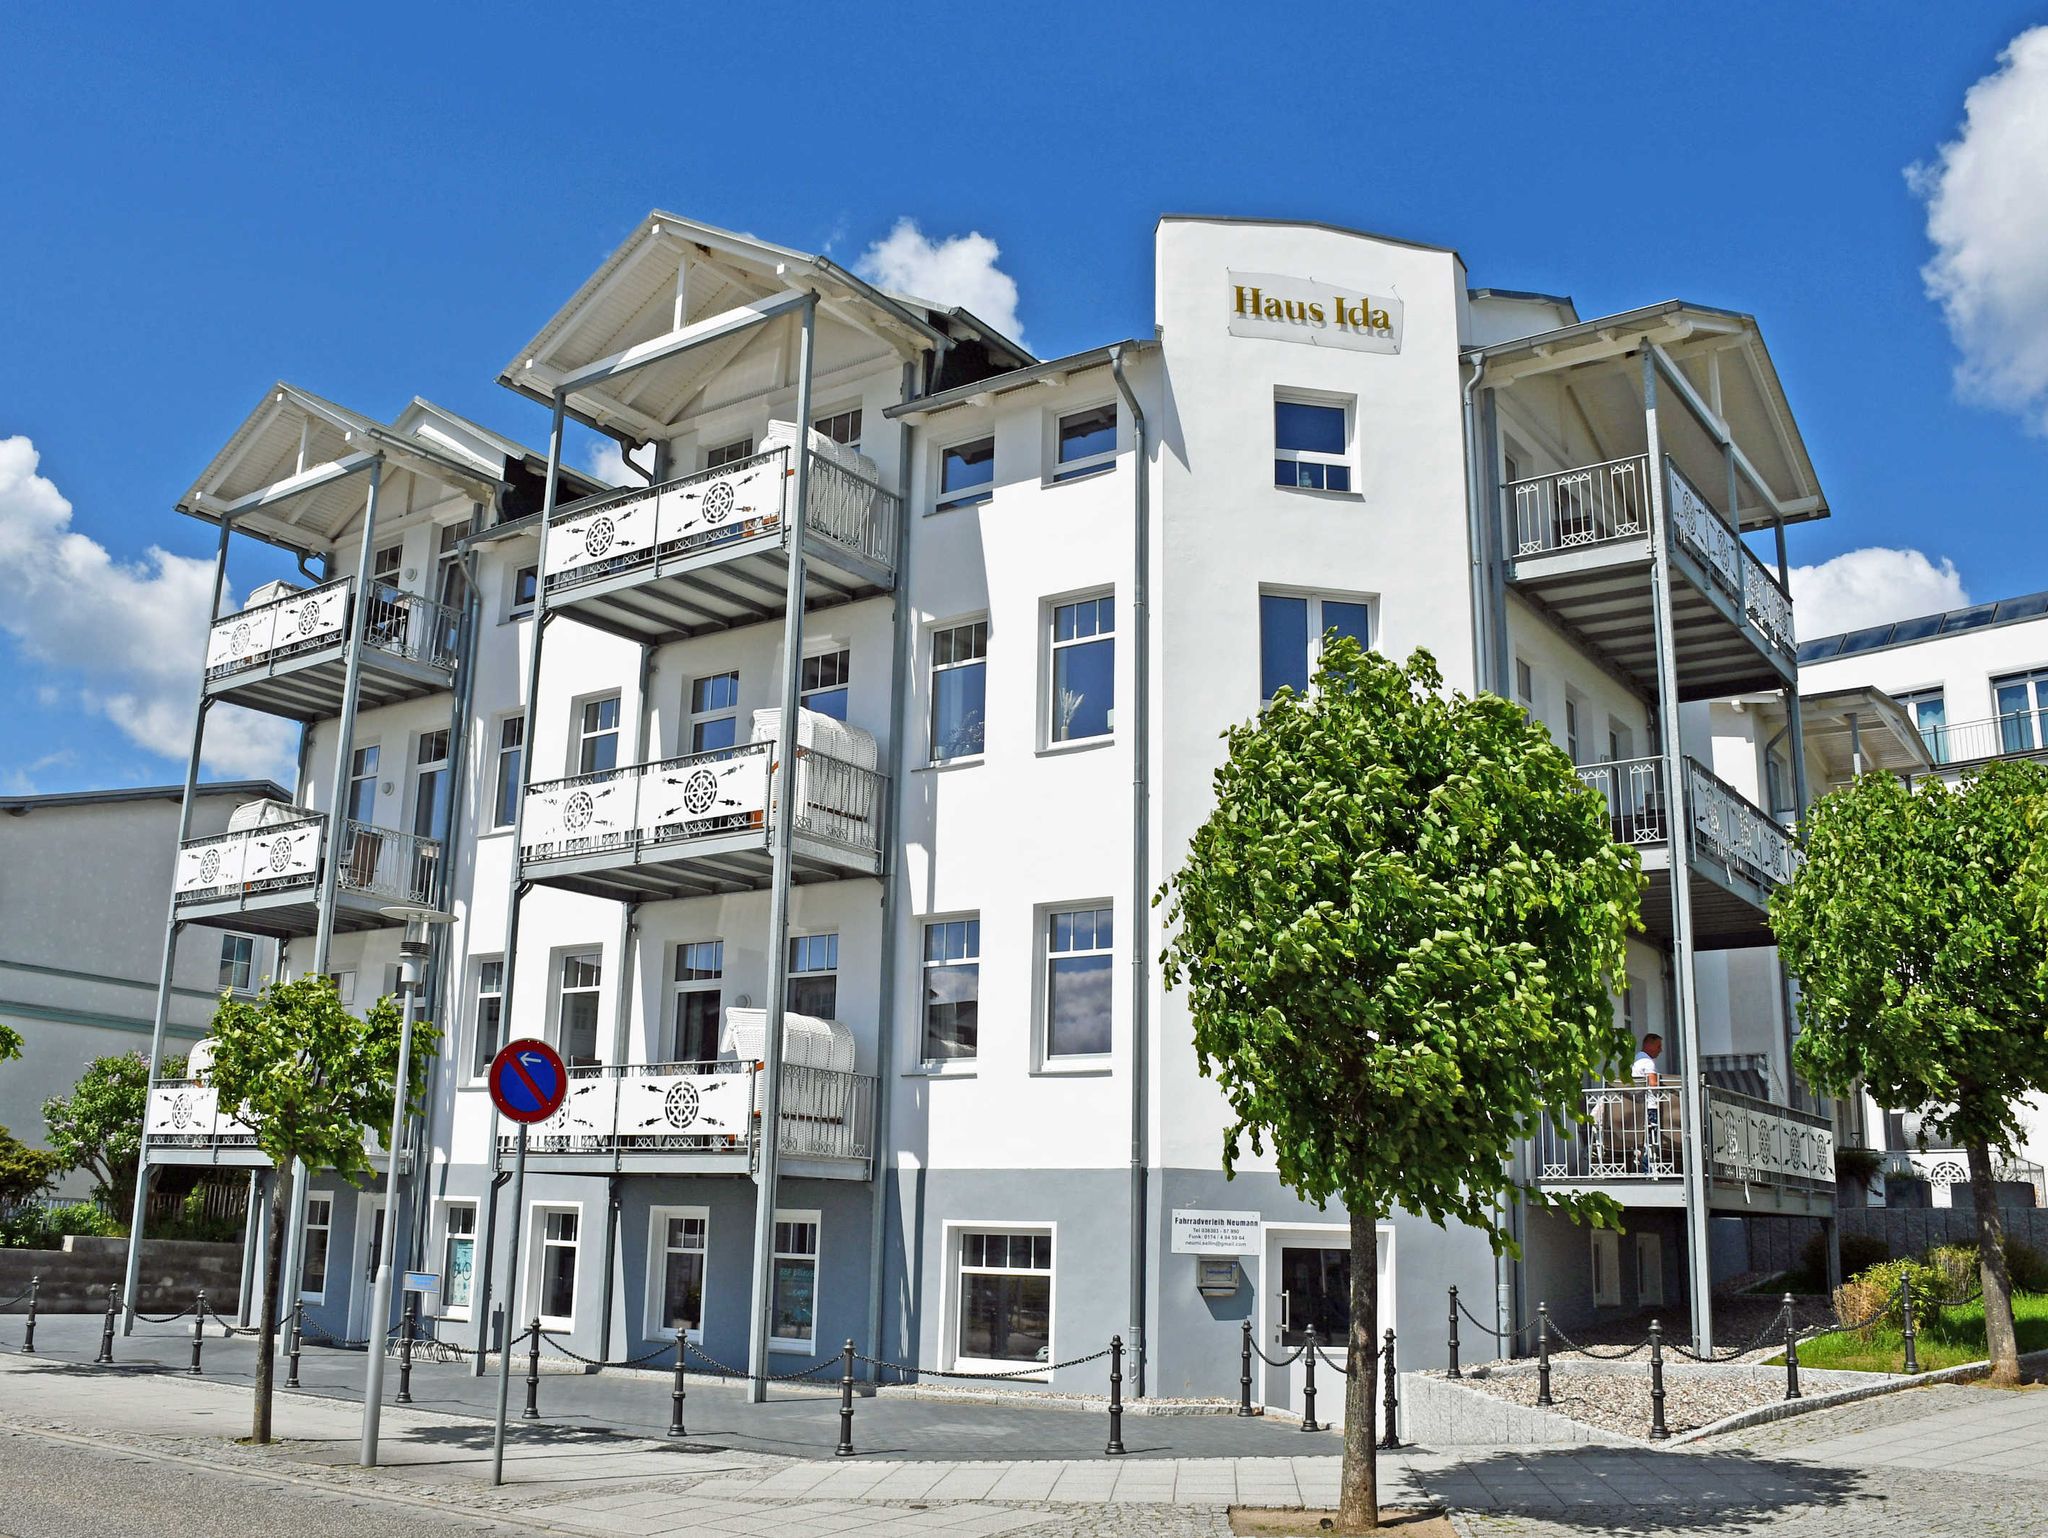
[{"left": 1233, "top": 284, "right": 1391, "bottom": 338}]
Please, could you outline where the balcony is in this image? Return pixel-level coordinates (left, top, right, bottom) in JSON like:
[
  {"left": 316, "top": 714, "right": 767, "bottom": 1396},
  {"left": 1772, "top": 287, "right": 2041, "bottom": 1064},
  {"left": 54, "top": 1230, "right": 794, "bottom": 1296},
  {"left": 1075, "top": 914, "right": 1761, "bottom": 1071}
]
[
  {"left": 1505, "top": 456, "right": 1795, "bottom": 699},
  {"left": 204, "top": 577, "right": 460, "bottom": 720},
  {"left": 172, "top": 812, "right": 441, "bottom": 938},
  {"left": 519, "top": 739, "right": 884, "bottom": 901},
  {"left": 1534, "top": 1084, "right": 1835, "bottom": 1216},
  {"left": 494, "top": 1060, "right": 876, "bottom": 1180},
  {"left": 144, "top": 1079, "right": 391, "bottom": 1169},
  {"left": 541, "top": 440, "right": 899, "bottom": 643},
  {"left": 1575, "top": 755, "right": 1797, "bottom": 947},
  {"left": 1912, "top": 712, "right": 2048, "bottom": 771}
]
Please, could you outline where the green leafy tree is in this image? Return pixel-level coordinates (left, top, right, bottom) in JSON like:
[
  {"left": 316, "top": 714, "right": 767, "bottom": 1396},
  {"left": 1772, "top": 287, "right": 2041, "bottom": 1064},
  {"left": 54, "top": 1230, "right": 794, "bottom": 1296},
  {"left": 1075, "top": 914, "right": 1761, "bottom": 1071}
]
[
  {"left": 206, "top": 975, "right": 435, "bottom": 1443},
  {"left": 43, "top": 1050, "right": 183, "bottom": 1208},
  {"left": 0, "top": 1023, "right": 21, "bottom": 1063},
  {"left": 1774, "top": 762, "right": 2048, "bottom": 1387},
  {"left": 0, "top": 1125, "right": 62, "bottom": 1207},
  {"left": 1159, "top": 641, "right": 1642, "bottom": 1531}
]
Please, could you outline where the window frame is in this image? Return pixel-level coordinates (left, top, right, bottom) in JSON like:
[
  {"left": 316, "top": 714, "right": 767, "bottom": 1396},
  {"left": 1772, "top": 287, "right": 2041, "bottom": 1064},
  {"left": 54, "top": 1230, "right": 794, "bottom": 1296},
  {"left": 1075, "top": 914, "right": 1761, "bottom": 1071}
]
[
  {"left": 812, "top": 406, "right": 863, "bottom": 455},
  {"left": 412, "top": 727, "right": 452, "bottom": 842},
  {"left": 929, "top": 617, "right": 990, "bottom": 764},
  {"left": 528, "top": 1202, "right": 582, "bottom": 1331},
  {"left": 1047, "top": 401, "right": 1118, "bottom": 485},
  {"left": 946, "top": 1220, "right": 1056, "bottom": 1377},
  {"left": 934, "top": 433, "right": 996, "bottom": 514},
  {"left": 705, "top": 437, "right": 754, "bottom": 469},
  {"left": 1041, "top": 902, "right": 1115, "bottom": 1065},
  {"left": 1256, "top": 587, "right": 1375, "bottom": 707},
  {"left": 492, "top": 714, "right": 525, "bottom": 830},
  {"left": 346, "top": 744, "right": 381, "bottom": 825},
  {"left": 300, "top": 1193, "right": 334, "bottom": 1301},
  {"left": 1273, "top": 391, "right": 1357, "bottom": 494},
  {"left": 438, "top": 1201, "right": 478, "bottom": 1320},
  {"left": 217, "top": 933, "right": 256, "bottom": 994},
  {"left": 509, "top": 563, "right": 538, "bottom": 620},
  {"left": 769, "top": 1209, "right": 821, "bottom": 1351},
  {"left": 470, "top": 955, "right": 505, "bottom": 1079},
  {"left": 787, "top": 932, "right": 839, "bottom": 1020},
  {"left": 688, "top": 671, "right": 740, "bottom": 755},
  {"left": 670, "top": 940, "right": 724, "bottom": 1064},
  {"left": 573, "top": 693, "right": 622, "bottom": 776},
  {"left": 645, "top": 1205, "right": 711, "bottom": 1342},
  {"left": 1994, "top": 668, "right": 2048, "bottom": 753},
  {"left": 920, "top": 916, "right": 981, "bottom": 1066},
  {"left": 1892, "top": 685, "right": 1947, "bottom": 763},
  {"left": 1045, "top": 591, "right": 1117, "bottom": 748},
  {"left": 554, "top": 949, "right": 603, "bottom": 1066},
  {"left": 800, "top": 647, "right": 851, "bottom": 722}
]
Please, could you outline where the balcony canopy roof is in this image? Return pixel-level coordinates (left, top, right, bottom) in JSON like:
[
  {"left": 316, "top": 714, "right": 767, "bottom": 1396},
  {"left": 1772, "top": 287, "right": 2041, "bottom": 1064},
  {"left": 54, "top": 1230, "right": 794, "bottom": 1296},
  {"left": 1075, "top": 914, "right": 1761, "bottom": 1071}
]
[
  {"left": 497, "top": 211, "right": 1026, "bottom": 446},
  {"left": 176, "top": 382, "right": 506, "bottom": 555},
  {"left": 1472, "top": 300, "right": 1829, "bottom": 532},
  {"left": 1787, "top": 686, "right": 1934, "bottom": 784}
]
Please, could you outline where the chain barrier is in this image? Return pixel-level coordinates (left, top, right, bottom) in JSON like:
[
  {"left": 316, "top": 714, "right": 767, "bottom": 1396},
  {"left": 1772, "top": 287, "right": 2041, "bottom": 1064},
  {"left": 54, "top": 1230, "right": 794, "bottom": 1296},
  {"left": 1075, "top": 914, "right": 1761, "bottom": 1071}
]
[
  {"left": 1249, "top": 1338, "right": 1306, "bottom": 1369},
  {"left": 851, "top": 1344, "right": 1115, "bottom": 1384},
  {"left": 299, "top": 1321, "right": 402, "bottom": 1351},
  {"left": 538, "top": 1330, "right": 677, "bottom": 1370},
  {"left": 0, "top": 1283, "right": 34, "bottom": 1311},
  {"left": 683, "top": 1340, "right": 844, "bottom": 1383},
  {"left": 1667, "top": 1302, "right": 1795, "bottom": 1363},
  {"left": 203, "top": 1304, "right": 259, "bottom": 1339},
  {"left": 1539, "top": 1315, "right": 1650, "bottom": 1360},
  {"left": 128, "top": 1305, "right": 198, "bottom": 1325},
  {"left": 1313, "top": 1344, "right": 1357, "bottom": 1377}
]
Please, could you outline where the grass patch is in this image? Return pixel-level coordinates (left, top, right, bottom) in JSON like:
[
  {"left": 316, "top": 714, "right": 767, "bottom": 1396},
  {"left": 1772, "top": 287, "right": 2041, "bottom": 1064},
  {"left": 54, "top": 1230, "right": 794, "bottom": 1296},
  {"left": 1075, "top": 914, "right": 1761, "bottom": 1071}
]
[{"left": 1771, "top": 1291, "right": 2048, "bottom": 1373}]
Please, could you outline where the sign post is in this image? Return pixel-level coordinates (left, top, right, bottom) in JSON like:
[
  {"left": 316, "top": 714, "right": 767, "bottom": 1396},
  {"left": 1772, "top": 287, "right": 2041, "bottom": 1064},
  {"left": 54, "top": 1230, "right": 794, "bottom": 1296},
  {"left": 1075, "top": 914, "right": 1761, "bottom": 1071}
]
[{"left": 486, "top": 1038, "right": 566, "bottom": 1487}]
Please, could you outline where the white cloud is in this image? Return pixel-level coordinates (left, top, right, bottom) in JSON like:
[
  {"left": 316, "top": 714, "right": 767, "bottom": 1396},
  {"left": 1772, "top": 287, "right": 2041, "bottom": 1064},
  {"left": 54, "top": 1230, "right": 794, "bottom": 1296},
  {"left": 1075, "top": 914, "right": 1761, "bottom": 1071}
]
[
  {"left": 583, "top": 439, "right": 652, "bottom": 487},
  {"left": 857, "top": 218, "right": 1025, "bottom": 347},
  {"left": 1788, "top": 547, "right": 1971, "bottom": 638},
  {"left": 1909, "top": 27, "right": 2048, "bottom": 431},
  {"left": 0, "top": 436, "right": 296, "bottom": 781}
]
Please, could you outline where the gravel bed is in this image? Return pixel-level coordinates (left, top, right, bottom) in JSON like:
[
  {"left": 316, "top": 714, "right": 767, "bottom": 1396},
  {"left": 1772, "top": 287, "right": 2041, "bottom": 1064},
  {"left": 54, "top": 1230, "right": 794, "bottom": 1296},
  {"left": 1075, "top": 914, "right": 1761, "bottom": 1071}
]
[{"left": 1456, "top": 1361, "right": 1783, "bottom": 1440}]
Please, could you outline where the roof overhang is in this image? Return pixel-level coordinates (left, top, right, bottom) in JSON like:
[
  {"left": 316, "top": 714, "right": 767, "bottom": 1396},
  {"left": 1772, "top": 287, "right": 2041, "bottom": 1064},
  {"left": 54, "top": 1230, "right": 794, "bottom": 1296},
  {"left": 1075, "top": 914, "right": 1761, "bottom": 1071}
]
[
  {"left": 886, "top": 340, "right": 1156, "bottom": 422},
  {"left": 499, "top": 212, "right": 954, "bottom": 443},
  {"left": 1789, "top": 686, "right": 1934, "bottom": 779}
]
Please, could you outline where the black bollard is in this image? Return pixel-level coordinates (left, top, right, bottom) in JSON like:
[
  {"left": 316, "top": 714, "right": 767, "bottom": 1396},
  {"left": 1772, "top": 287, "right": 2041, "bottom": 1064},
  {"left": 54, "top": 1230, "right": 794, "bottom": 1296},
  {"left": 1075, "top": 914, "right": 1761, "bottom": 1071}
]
[
  {"left": 1378, "top": 1329, "right": 1400, "bottom": 1450},
  {"left": 1105, "top": 1335, "right": 1127, "bottom": 1455},
  {"left": 20, "top": 1275, "right": 37, "bottom": 1354},
  {"left": 1300, "top": 1324, "right": 1321, "bottom": 1433},
  {"left": 96, "top": 1284, "right": 117, "bottom": 1365},
  {"left": 523, "top": 1317, "right": 541, "bottom": 1419},
  {"left": 1648, "top": 1319, "right": 1670, "bottom": 1440},
  {"left": 286, "top": 1300, "right": 303, "bottom": 1388},
  {"left": 835, "top": 1338, "right": 857, "bottom": 1457},
  {"left": 1782, "top": 1294, "right": 1802, "bottom": 1402},
  {"left": 189, "top": 1290, "right": 206, "bottom": 1375},
  {"left": 1447, "top": 1285, "right": 1461, "bottom": 1379},
  {"left": 397, "top": 1300, "right": 415, "bottom": 1405},
  {"left": 1535, "top": 1303, "right": 1553, "bottom": 1407},
  {"left": 1901, "top": 1274, "right": 1919, "bottom": 1375},
  {"left": 1238, "top": 1319, "right": 1255, "bottom": 1416},
  {"left": 668, "top": 1331, "right": 688, "bottom": 1438}
]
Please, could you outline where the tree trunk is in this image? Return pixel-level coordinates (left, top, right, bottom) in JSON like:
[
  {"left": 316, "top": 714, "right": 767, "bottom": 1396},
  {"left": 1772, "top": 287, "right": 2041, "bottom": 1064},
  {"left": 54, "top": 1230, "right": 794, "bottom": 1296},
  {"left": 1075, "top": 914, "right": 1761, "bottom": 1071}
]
[
  {"left": 1965, "top": 1138, "right": 2021, "bottom": 1387},
  {"left": 1337, "top": 1209, "right": 1379, "bottom": 1532},
  {"left": 251, "top": 1161, "right": 293, "bottom": 1444}
]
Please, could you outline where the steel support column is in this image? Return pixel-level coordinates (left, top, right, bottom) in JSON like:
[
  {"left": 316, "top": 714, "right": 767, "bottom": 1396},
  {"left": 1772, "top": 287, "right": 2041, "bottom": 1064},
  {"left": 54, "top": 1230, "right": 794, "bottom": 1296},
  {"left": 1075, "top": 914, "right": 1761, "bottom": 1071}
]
[
  {"left": 746, "top": 294, "right": 818, "bottom": 1400},
  {"left": 1642, "top": 351, "right": 1715, "bottom": 1356},
  {"left": 122, "top": 513, "right": 234, "bottom": 1329}
]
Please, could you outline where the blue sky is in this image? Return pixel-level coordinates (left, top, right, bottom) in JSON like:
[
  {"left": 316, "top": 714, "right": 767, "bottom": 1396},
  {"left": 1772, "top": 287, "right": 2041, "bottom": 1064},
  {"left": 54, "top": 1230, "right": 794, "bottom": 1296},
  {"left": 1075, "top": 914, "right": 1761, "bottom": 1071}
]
[{"left": 3, "top": 2, "right": 2046, "bottom": 793}]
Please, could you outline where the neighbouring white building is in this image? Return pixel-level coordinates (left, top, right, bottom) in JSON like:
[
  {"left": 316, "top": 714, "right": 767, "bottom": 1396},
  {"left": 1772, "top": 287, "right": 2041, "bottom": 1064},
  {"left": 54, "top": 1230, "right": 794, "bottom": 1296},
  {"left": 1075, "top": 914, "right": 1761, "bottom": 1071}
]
[
  {"left": 1, "top": 782, "right": 283, "bottom": 1196},
  {"left": 122, "top": 210, "right": 1848, "bottom": 1420}
]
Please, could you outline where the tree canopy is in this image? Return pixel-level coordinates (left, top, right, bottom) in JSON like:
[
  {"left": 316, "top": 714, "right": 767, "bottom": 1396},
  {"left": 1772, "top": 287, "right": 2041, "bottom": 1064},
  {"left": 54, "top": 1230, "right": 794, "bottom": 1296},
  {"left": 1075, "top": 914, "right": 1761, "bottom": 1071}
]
[{"left": 42, "top": 1050, "right": 181, "bottom": 1207}]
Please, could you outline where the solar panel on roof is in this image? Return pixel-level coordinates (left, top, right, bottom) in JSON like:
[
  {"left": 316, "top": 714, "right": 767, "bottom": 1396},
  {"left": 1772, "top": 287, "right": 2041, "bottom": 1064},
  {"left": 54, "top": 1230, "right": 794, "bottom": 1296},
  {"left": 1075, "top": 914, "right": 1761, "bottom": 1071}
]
[
  {"left": 1836, "top": 625, "right": 1896, "bottom": 656},
  {"left": 1887, "top": 614, "right": 1945, "bottom": 643},
  {"left": 1797, "top": 637, "right": 1845, "bottom": 662},
  {"left": 1993, "top": 592, "right": 2048, "bottom": 622},
  {"left": 1941, "top": 605, "right": 1997, "bottom": 633}
]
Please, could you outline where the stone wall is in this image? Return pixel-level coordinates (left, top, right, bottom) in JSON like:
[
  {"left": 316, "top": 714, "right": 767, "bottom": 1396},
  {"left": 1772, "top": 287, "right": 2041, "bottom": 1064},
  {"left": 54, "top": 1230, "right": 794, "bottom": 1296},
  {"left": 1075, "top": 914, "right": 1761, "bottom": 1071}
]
[
  {"left": 1841, "top": 1207, "right": 2048, "bottom": 1259},
  {"left": 0, "top": 1235, "right": 241, "bottom": 1313}
]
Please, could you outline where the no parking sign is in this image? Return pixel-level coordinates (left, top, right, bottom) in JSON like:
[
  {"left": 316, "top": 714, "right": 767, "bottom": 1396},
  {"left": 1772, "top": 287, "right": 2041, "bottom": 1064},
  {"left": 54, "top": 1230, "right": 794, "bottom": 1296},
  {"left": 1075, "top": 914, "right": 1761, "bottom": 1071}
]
[{"left": 488, "top": 1038, "right": 567, "bottom": 1124}]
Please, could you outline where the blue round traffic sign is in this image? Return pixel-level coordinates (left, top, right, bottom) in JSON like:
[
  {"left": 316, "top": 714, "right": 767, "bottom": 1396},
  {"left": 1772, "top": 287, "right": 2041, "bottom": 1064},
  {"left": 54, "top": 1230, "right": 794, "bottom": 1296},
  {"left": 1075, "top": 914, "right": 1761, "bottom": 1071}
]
[{"left": 489, "top": 1038, "right": 568, "bottom": 1124}]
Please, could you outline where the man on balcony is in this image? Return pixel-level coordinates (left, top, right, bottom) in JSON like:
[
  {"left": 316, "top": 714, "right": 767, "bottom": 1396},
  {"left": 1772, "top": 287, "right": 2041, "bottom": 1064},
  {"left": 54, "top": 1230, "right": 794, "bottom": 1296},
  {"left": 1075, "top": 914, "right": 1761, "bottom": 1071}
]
[
  {"left": 1630, "top": 1034, "right": 1680, "bottom": 1174},
  {"left": 1632, "top": 1033, "right": 1664, "bottom": 1086}
]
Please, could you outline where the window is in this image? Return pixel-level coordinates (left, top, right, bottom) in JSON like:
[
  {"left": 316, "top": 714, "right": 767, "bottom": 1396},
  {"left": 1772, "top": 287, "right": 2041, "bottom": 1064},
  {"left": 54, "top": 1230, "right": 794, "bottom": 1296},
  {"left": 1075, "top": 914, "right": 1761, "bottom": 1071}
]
[
  {"left": 1514, "top": 658, "right": 1535, "bottom": 711},
  {"left": 1591, "top": 1228, "right": 1621, "bottom": 1307},
  {"left": 1607, "top": 717, "right": 1634, "bottom": 765},
  {"left": 800, "top": 650, "right": 851, "bottom": 721},
  {"left": 1052, "top": 404, "right": 1117, "bottom": 483},
  {"left": 576, "top": 695, "right": 621, "bottom": 775},
  {"left": 937, "top": 436, "right": 995, "bottom": 512},
  {"left": 689, "top": 672, "right": 740, "bottom": 754},
  {"left": 442, "top": 1205, "right": 476, "bottom": 1317},
  {"left": 1564, "top": 697, "right": 1583, "bottom": 766},
  {"left": 1894, "top": 687, "right": 1947, "bottom": 763},
  {"left": 1274, "top": 397, "right": 1352, "bottom": 491},
  {"left": 373, "top": 543, "right": 402, "bottom": 585},
  {"left": 557, "top": 952, "right": 602, "bottom": 1066},
  {"left": 471, "top": 958, "right": 504, "bottom": 1078},
  {"left": 1258, "top": 591, "right": 1372, "bottom": 704},
  {"left": 1996, "top": 670, "right": 2048, "bottom": 754},
  {"left": 1634, "top": 1232, "right": 1665, "bottom": 1308},
  {"left": 770, "top": 1213, "right": 819, "bottom": 1347},
  {"left": 1046, "top": 906, "right": 1113, "bottom": 1058},
  {"left": 814, "top": 407, "right": 863, "bottom": 454},
  {"left": 650, "top": 1209, "right": 708, "bottom": 1338},
  {"left": 493, "top": 715, "right": 524, "bottom": 829},
  {"left": 930, "top": 620, "right": 988, "bottom": 761},
  {"left": 535, "top": 1208, "right": 579, "bottom": 1326},
  {"left": 706, "top": 437, "right": 753, "bottom": 469},
  {"left": 347, "top": 745, "right": 380, "bottom": 824},
  {"left": 326, "top": 970, "right": 356, "bottom": 1007},
  {"left": 922, "top": 919, "right": 980, "bottom": 1063},
  {"left": 413, "top": 728, "right": 451, "bottom": 843},
  {"left": 218, "top": 933, "right": 256, "bottom": 993},
  {"left": 301, "top": 1196, "right": 332, "bottom": 1300},
  {"left": 434, "top": 522, "right": 467, "bottom": 611},
  {"left": 671, "top": 941, "right": 723, "bottom": 1063},
  {"left": 1049, "top": 595, "right": 1115, "bottom": 744},
  {"left": 788, "top": 933, "right": 838, "bottom": 1019},
  {"left": 511, "top": 564, "right": 538, "bottom": 617},
  {"left": 956, "top": 1230, "right": 1052, "bottom": 1368}
]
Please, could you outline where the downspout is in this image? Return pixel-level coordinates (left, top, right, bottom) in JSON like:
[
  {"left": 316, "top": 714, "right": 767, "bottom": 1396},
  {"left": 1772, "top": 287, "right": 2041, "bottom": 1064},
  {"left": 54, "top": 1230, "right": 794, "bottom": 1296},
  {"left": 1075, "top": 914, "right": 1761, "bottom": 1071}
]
[{"left": 1110, "top": 344, "right": 1150, "bottom": 1397}]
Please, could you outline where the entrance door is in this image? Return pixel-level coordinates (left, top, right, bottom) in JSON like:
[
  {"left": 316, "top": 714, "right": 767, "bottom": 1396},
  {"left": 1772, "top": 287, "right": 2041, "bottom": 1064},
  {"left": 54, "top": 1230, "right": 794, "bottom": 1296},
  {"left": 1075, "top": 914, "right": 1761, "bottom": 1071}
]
[
  {"left": 349, "top": 1195, "right": 384, "bottom": 1343},
  {"left": 1261, "top": 1224, "right": 1394, "bottom": 1427}
]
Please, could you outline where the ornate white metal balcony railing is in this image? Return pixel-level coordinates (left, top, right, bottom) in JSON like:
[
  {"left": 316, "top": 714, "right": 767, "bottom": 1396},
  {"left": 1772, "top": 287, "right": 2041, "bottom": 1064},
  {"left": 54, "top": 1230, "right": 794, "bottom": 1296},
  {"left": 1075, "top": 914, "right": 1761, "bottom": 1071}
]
[
  {"left": 1687, "top": 760, "right": 1799, "bottom": 890},
  {"left": 1574, "top": 755, "right": 1670, "bottom": 845},
  {"left": 1503, "top": 457, "right": 1795, "bottom": 662},
  {"left": 1535, "top": 1084, "right": 1835, "bottom": 1190},
  {"left": 173, "top": 815, "right": 441, "bottom": 909},
  {"left": 1881, "top": 1148, "right": 2048, "bottom": 1208},
  {"left": 204, "top": 576, "right": 460, "bottom": 681},
  {"left": 520, "top": 741, "right": 884, "bottom": 868},
  {"left": 496, "top": 1059, "right": 875, "bottom": 1167},
  {"left": 145, "top": 1080, "right": 384, "bottom": 1160},
  {"left": 542, "top": 446, "right": 900, "bottom": 597}
]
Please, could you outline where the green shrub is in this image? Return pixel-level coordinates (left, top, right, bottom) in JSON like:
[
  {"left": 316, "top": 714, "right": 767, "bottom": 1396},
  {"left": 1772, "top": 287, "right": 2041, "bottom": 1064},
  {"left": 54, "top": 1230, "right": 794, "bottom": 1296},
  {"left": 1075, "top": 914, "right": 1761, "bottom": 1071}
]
[
  {"left": 1922, "top": 1244, "right": 1979, "bottom": 1305},
  {"left": 0, "top": 1199, "right": 122, "bottom": 1249},
  {"left": 2006, "top": 1239, "right": 2048, "bottom": 1293}
]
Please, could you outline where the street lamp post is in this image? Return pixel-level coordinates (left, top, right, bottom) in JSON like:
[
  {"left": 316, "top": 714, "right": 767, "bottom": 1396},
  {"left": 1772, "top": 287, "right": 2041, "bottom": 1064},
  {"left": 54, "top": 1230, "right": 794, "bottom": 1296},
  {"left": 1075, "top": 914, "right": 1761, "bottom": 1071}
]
[{"left": 361, "top": 905, "right": 452, "bottom": 1468}]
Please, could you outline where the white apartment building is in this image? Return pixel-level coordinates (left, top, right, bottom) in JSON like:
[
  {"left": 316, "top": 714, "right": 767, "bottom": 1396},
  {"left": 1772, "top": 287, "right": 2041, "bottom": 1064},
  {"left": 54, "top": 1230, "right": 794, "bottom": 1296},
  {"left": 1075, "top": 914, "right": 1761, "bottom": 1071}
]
[{"left": 124, "top": 210, "right": 1844, "bottom": 1419}]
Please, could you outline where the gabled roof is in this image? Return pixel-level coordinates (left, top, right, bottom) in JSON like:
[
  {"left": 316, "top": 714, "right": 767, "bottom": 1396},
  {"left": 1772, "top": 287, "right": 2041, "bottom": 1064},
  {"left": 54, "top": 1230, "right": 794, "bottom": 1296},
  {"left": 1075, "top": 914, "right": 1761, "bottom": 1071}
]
[{"left": 1, "top": 779, "right": 291, "bottom": 816}]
